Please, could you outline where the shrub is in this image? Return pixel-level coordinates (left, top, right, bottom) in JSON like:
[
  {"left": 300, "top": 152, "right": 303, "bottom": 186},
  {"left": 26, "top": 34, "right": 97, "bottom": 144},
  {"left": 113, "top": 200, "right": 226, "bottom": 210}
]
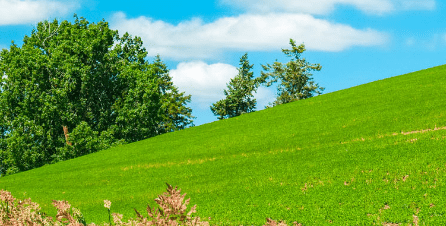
[
  {"left": 0, "top": 184, "right": 209, "bottom": 226},
  {"left": 104, "top": 183, "right": 209, "bottom": 226},
  {"left": 0, "top": 184, "right": 292, "bottom": 225},
  {"left": 0, "top": 189, "right": 87, "bottom": 225}
]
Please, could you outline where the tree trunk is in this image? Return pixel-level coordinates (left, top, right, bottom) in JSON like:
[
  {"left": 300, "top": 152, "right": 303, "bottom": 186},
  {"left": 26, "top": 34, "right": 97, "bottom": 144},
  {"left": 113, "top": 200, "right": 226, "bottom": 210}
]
[{"left": 62, "top": 125, "right": 72, "bottom": 146}]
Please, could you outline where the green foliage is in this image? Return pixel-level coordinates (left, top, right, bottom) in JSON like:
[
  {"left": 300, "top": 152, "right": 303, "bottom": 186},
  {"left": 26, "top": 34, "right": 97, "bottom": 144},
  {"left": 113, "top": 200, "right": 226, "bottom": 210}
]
[
  {"left": 153, "top": 55, "right": 194, "bottom": 133},
  {"left": 56, "top": 122, "right": 100, "bottom": 161},
  {"left": 0, "top": 16, "right": 193, "bottom": 175},
  {"left": 262, "top": 39, "right": 323, "bottom": 106},
  {"left": 211, "top": 53, "right": 267, "bottom": 119}
]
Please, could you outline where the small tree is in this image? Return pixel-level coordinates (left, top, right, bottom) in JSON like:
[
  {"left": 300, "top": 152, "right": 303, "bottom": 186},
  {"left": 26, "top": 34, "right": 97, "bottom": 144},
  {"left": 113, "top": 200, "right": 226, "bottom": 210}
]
[
  {"left": 262, "top": 39, "right": 323, "bottom": 107},
  {"left": 211, "top": 53, "right": 267, "bottom": 120}
]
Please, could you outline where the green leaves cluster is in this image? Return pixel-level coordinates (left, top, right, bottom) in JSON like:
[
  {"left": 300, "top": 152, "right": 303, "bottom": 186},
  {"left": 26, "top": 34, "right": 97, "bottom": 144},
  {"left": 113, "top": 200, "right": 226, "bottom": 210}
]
[
  {"left": 211, "top": 39, "right": 323, "bottom": 119},
  {"left": 0, "top": 16, "right": 193, "bottom": 175},
  {"left": 262, "top": 39, "right": 323, "bottom": 107},
  {"left": 210, "top": 53, "right": 267, "bottom": 120},
  {"left": 154, "top": 56, "right": 194, "bottom": 133}
]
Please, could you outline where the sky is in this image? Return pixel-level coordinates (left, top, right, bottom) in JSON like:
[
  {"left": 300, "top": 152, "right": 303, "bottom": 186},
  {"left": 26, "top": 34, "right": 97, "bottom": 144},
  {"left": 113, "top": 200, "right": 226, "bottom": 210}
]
[{"left": 1, "top": 0, "right": 445, "bottom": 126}]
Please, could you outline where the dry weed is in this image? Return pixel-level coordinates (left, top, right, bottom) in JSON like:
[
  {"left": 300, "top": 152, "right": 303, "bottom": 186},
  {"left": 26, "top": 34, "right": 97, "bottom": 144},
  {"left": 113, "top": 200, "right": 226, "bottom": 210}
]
[
  {"left": 1, "top": 185, "right": 303, "bottom": 226},
  {"left": 0, "top": 184, "right": 211, "bottom": 226}
]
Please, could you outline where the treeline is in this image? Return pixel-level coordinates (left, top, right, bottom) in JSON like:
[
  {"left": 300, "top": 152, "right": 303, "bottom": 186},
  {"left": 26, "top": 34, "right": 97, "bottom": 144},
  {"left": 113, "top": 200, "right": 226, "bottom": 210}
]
[{"left": 0, "top": 16, "right": 323, "bottom": 176}]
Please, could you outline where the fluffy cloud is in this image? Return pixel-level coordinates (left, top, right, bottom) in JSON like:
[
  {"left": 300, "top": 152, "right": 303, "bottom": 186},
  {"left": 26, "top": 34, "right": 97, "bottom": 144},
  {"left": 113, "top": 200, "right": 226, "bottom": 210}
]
[
  {"left": 170, "top": 61, "right": 238, "bottom": 109},
  {"left": 112, "top": 12, "right": 388, "bottom": 60},
  {"left": 170, "top": 61, "right": 276, "bottom": 110},
  {"left": 219, "top": 0, "right": 436, "bottom": 15},
  {"left": 253, "top": 86, "right": 276, "bottom": 109},
  {"left": 0, "top": 0, "right": 78, "bottom": 25}
]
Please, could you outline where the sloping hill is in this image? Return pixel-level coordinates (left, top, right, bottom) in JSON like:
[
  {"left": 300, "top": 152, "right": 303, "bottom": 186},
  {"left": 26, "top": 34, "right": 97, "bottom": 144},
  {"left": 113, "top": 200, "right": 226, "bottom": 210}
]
[{"left": 1, "top": 65, "right": 446, "bottom": 225}]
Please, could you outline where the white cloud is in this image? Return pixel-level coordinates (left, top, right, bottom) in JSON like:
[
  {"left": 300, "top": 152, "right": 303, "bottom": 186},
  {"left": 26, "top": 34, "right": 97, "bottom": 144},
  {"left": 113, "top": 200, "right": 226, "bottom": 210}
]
[
  {"left": 170, "top": 61, "right": 238, "bottom": 109},
  {"left": 112, "top": 12, "right": 388, "bottom": 60},
  {"left": 219, "top": 0, "right": 436, "bottom": 15},
  {"left": 170, "top": 61, "right": 276, "bottom": 111},
  {"left": 0, "top": 0, "right": 79, "bottom": 25},
  {"left": 253, "top": 86, "right": 276, "bottom": 109}
]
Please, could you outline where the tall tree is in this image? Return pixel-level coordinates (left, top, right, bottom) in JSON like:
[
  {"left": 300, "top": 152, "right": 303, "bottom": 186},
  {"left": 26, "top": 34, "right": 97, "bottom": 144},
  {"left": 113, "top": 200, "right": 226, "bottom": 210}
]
[
  {"left": 211, "top": 53, "right": 267, "bottom": 120},
  {"left": 153, "top": 55, "right": 194, "bottom": 133},
  {"left": 0, "top": 16, "right": 193, "bottom": 175},
  {"left": 262, "top": 39, "right": 323, "bottom": 106}
]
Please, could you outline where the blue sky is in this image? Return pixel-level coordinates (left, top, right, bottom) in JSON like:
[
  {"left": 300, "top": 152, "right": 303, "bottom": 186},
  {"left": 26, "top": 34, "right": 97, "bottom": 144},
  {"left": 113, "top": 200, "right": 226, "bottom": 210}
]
[{"left": 1, "top": 0, "right": 445, "bottom": 126}]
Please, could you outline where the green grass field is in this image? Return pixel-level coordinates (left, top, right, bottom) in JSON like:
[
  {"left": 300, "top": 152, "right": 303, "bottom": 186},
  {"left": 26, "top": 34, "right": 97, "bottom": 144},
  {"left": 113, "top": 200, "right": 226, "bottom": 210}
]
[{"left": 1, "top": 65, "right": 446, "bottom": 225}]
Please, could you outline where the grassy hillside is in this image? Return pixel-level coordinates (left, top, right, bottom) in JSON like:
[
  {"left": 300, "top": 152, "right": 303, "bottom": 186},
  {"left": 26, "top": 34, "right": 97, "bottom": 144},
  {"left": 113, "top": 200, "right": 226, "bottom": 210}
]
[{"left": 1, "top": 65, "right": 446, "bottom": 225}]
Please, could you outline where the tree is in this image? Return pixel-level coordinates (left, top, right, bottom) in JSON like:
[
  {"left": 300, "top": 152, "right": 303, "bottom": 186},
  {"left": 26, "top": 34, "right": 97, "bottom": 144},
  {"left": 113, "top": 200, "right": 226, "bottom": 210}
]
[
  {"left": 262, "top": 39, "right": 323, "bottom": 107},
  {"left": 153, "top": 55, "right": 194, "bottom": 133},
  {"left": 0, "top": 16, "right": 193, "bottom": 175},
  {"left": 210, "top": 53, "right": 267, "bottom": 120}
]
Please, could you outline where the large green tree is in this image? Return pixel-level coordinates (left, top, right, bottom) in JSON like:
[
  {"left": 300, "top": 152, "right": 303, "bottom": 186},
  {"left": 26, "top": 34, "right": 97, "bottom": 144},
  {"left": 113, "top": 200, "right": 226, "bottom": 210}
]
[
  {"left": 153, "top": 55, "right": 194, "bottom": 133},
  {"left": 262, "top": 39, "right": 323, "bottom": 106},
  {"left": 210, "top": 53, "right": 267, "bottom": 120},
  {"left": 0, "top": 16, "right": 193, "bottom": 175}
]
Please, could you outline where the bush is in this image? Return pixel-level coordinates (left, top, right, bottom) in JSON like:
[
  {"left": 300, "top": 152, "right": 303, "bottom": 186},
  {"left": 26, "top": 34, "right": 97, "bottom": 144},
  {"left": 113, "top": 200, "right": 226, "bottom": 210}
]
[
  {"left": 0, "top": 184, "right": 209, "bottom": 226},
  {"left": 0, "top": 184, "right": 294, "bottom": 225}
]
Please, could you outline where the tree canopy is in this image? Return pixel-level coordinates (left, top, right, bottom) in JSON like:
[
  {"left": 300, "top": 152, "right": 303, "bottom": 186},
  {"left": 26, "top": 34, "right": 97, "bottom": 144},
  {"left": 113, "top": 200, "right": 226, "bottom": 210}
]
[
  {"left": 0, "top": 16, "right": 193, "bottom": 175},
  {"left": 262, "top": 39, "right": 323, "bottom": 106},
  {"left": 210, "top": 53, "right": 267, "bottom": 120}
]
